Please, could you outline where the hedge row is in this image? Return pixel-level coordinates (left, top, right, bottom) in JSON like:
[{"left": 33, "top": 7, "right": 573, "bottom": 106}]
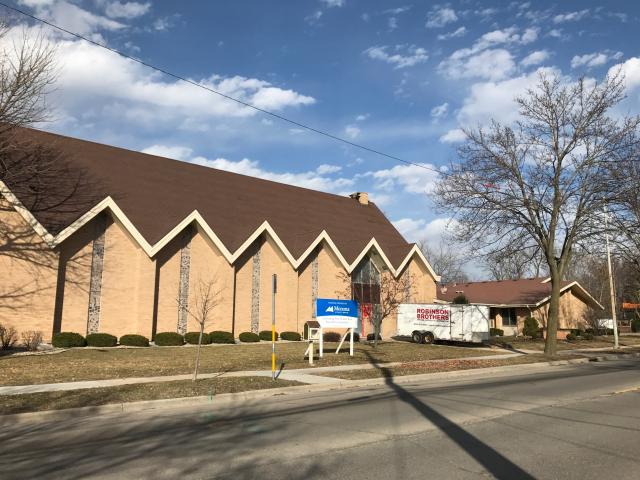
[{"left": 51, "top": 329, "right": 310, "bottom": 348}]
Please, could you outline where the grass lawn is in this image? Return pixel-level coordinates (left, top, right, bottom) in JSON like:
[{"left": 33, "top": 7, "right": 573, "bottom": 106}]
[
  {"left": 0, "top": 376, "right": 301, "bottom": 415},
  {"left": 493, "top": 335, "right": 640, "bottom": 352},
  {"left": 315, "top": 354, "right": 582, "bottom": 380},
  {"left": 0, "top": 341, "right": 505, "bottom": 386}
]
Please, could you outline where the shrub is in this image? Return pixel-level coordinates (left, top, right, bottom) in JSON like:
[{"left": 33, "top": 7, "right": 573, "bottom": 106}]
[
  {"left": 280, "top": 331, "right": 301, "bottom": 341},
  {"left": 585, "top": 328, "right": 595, "bottom": 335},
  {"left": 366, "top": 333, "right": 383, "bottom": 341},
  {"left": 452, "top": 294, "right": 469, "bottom": 304},
  {"left": 522, "top": 317, "right": 540, "bottom": 338},
  {"left": 86, "top": 333, "right": 117, "bottom": 347},
  {"left": 239, "top": 332, "right": 260, "bottom": 343},
  {"left": 119, "top": 334, "right": 149, "bottom": 347},
  {"left": 259, "top": 330, "right": 278, "bottom": 341},
  {"left": 21, "top": 330, "right": 43, "bottom": 351},
  {"left": 352, "top": 332, "right": 360, "bottom": 342},
  {"left": 570, "top": 328, "right": 584, "bottom": 337},
  {"left": 210, "top": 331, "right": 235, "bottom": 344},
  {"left": 323, "top": 331, "right": 342, "bottom": 342},
  {"left": 52, "top": 332, "right": 86, "bottom": 348},
  {"left": 154, "top": 332, "right": 184, "bottom": 346},
  {"left": 582, "top": 332, "right": 594, "bottom": 341},
  {"left": 490, "top": 328, "right": 504, "bottom": 337},
  {"left": 184, "top": 331, "right": 212, "bottom": 345},
  {"left": 0, "top": 324, "right": 18, "bottom": 350},
  {"left": 566, "top": 333, "right": 576, "bottom": 341},
  {"left": 632, "top": 318, "right": 640, "bottom": 333}
]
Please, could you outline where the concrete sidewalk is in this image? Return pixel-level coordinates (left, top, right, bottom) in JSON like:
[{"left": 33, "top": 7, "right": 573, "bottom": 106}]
[{"left": 0, "top": 352, "right": 522, "bottom": 396}]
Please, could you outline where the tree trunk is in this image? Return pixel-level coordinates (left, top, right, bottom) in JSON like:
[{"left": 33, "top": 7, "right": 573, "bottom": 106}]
[
  {"left": 544, "top": 276, "right": 561, "bottom": 356},
  {"left": 193, "top": 324, "right": 204, "bottom": 381}
]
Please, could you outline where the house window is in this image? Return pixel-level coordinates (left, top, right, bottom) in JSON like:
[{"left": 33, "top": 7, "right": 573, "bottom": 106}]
[{"left": 501, "top": 308, "right": 518, "bottom": 327}]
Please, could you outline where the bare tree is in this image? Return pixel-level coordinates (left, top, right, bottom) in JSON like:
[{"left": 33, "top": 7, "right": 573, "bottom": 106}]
[
  {"left": 179, "top": 275, "right": 225, "bottom": 381},
  {"left": 484, "top": 245, "right": 547, "bottom": 280},
  {"left": 418, "top": 239, "right": 469, "bottom": 284},
  {"left": 433, "top": 72, "right": 640, "bottom": 355}
]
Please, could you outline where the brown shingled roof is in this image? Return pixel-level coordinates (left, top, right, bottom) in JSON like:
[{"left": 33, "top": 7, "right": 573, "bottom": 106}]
[
  {"left": 437, "top": 277, "right": 602, "bottom": 309},
  {"left": 2, "top": 127, "right": 414, "bottom": 267}
]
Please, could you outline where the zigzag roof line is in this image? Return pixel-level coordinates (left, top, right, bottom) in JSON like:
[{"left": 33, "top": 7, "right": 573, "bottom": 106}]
[{"left": 1, "top": 181, "right": 440, "bottom": 280}]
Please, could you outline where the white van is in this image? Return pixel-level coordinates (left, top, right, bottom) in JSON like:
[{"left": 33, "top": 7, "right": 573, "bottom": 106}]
[{"left": 397, "top": 303, "right": 491, "bottom": 344}]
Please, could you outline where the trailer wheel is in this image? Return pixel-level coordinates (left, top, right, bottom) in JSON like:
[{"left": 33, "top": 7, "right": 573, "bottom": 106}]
[
  {"left": 412, "top": 331, "right": 424, "bottom": 344},
  {"left": 423, "top": 332, "right": 435, "bottom": 344}
]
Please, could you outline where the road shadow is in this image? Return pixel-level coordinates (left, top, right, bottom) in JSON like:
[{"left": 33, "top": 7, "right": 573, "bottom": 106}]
[{"left": 363, "top": 350, "right": 535, "bottom": 480}]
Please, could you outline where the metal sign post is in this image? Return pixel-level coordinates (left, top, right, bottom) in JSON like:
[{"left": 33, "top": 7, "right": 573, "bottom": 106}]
[{"left": 271, "top": 274, "right": 277, "bottom": 380}]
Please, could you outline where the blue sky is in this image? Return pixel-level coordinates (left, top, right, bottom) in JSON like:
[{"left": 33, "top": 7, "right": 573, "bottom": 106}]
[{"left": 6, "top": 0, "right": 640, "bottom": 276}]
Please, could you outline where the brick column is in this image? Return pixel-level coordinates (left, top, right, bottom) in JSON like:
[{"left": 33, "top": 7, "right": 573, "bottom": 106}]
[
  {"left": 250, "top": 248, "right": 261, "bottom": 333},
  {"left": 311, "top": 250, "right": 319, "bottom": 318},
  {"left": 177, "top": 226, "right": 193, "bottom": 334}
]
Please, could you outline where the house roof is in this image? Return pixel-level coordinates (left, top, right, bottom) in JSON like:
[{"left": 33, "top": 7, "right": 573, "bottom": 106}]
[
  {"left": 437, "top": 277, "right": 603, "bottom": 310},
  {"left": 0, "top": 127, "right": 437, "bottom": 278}
]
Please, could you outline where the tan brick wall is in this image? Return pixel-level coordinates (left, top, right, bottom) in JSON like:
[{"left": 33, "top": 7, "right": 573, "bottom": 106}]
[
  {"left": 154, "top": 234, "right": 182, "bottom": 335},
  {"left": 186, "top": 228, "right": 234, "bottom": 333},
  {"left": 98, "top": 217, "right": 156, "bottom": 339},
  {"left": 56, "top": 217, "right": 97, "bottom": 336},
  {"left": 296, "top": 255, "right": 313, "bottom": 334},
  {"left": 0, "top": 198, "right": 59, "bottom": 341},
  {"left": 259, "top": 236, "right": 299, "bottom": 334},
  {"left": 233, "top": 244, "right": 257, "bottom": 335}
]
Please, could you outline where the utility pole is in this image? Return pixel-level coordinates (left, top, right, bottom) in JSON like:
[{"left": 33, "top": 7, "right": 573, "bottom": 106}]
[
  {"left": 604, "top": 207, "right": 619, "bottom": 349},
  {"left": 271, "top": 274, "right": 277, "bottom": 380}
]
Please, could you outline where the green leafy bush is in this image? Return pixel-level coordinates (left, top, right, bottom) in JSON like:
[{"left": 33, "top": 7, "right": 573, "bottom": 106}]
[
  {"left": 239, "top": 332, "right": 260, "bottom": 343},
  {"left": 119, "top": 334, "right": 149, "bottom": 347},
  {"left": 582, "top": 332, "right": 595, "bottom": 341},
  {"left": 259, "top": 330, "right": 278, "bottom": 341},
  {"left": 352, "top": 332, "right": 360, "bottom": 342},
  {"left": 184, "top": 332, "right": 212, "bottom": 345},
  {"left": 86, "top": 333, "right": 117, "bottom": 347},
  {"left": 632, "top": 318, "right": 640, "bottom": 333},
  {"left": 210, "top": 331, "right": 235, "bottom": 344},
  {"left": 366, "top": 333, "right": 382, "bottom": 341},
  {"left": 154, "top": 332, "right": 184, "bottom": 346},
  {"left": 280, "top": 331, "right": 301, "bottom": 341},
  {"left": 323, "top": 331, "right": 342, "bottom": 342},
  {"left": 490, "top": 328, "right": 504, "bottom": 337},
  {"left": 566, "top": 333, "right": 576, "bottom": 341},
  {"left": 52, "top": 332, "right": 86, "bottom": 348},
  {"left": 570, "top": 328, "right": 584, "bottom": 337},
  {"left": 522, "top": 317, "right": 540, "bottom": 338}
]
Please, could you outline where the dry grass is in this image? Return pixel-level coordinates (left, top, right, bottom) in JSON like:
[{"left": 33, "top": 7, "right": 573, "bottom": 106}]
[
  {"left": 315, "top": 354, "right": 582, "bottom": 380},
  {"left": 493, "top": 335, "right": 640, "bottom": 352},
  {"left": 0, "top": 376, "right": 301, "bottom": 415},
  {"left": 0, "top": 341, "right": 505, "bottom": 386}
]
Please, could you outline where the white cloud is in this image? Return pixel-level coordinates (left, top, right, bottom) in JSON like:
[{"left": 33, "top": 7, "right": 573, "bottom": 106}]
[
  {"left": 426, "top": 5, "right": 458, "bottom": 28},
  {"left": 103, "top": 1, "right": 151, "bottom": 19},
  {"left": 191, "top": 157, "right": 354, "bottom": 192},
  {"left": 344, "top": 124, "right": 361, "bottom": 139},
  {"left": 355, "top": 113, "right": 369, "bottom": 121},
  {"left": 521, "top": 50, "right": 549, "bottom": 66},
  {"left": 316, "top": 164, "right": 342, "bottom": 174},
  {"left": 553, "top": 10, "right": 589, "bottom": 23},
  {"left": 320, "top": 0, "right": 344, "bottom": 7},
  {"left": 364, "top": 163, "right": 440, "bottom": 195},
  {"left": 608, "top": 57, "right": 640, "bottom": 91},
  {"left": 393, "top": 217, "right": 457, "bottom": 244},
  {"left": 141, "top": 145, "right": 193, "bottom": 160},
  {"left": 439, "top": 48, "right": 515, "bottom": 81},
  {"left": 305, "top": 10, "right": 323, "bottom": 25},
  {"left": 384, "top": 6, "right": 412, "bottom": 15},
  {"left": 430, "top": 102, "right": 449, "bottom": 119},
  {"left": 437, "top": 26, "right": 467, "bottom": 40},
  {"left": 570, "top": 51, "right": 622, "bottom": 69},
  {"left": 438, "top": 27, "right": 538, "bottom": 80},
  {"left": 388, "top": 17, "right": 398, "bottom": 31},
  {"left": 364, "top": 45, "right": 428, "bottom": 69},
  {"left": 456, "top": 67, "right": 559, "bottom": 127},
  {"left": 19, "top": 0, "right": 124, "bottom": 38},
  {"left": 439, "top": 128, "right": 466, "bottom": 143}
]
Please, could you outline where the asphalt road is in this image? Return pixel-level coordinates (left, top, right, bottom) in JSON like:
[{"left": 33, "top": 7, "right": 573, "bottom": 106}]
[{"left": 1, "top": 358, "right": 639, "bottom": 480}]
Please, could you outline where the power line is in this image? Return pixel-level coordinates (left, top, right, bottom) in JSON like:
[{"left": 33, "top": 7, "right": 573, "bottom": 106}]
[{"left": 0, "top": 1, "right": 444, "bottom": 176}]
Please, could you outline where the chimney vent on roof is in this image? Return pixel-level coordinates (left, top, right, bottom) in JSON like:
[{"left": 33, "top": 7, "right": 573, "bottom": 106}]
[{"left": 349, "top": 192, "right": 369, "bottom": 205}]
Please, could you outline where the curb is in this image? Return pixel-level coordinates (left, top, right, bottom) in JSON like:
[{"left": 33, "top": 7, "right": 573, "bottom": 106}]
[
  {"left": 588, "top": 352, "right": 640, "bottom": 362},
  {"left": 1, "top": 356, "right": 596, "bottom": 423}
]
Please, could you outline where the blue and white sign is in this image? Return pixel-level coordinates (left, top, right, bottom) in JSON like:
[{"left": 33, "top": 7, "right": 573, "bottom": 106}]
[{"left": 316, "top": 298, "right": 358, "bottom": 328}]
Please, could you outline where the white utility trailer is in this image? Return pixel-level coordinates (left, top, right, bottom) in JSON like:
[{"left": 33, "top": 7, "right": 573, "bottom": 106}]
[{"left": 397, "top": 304, "right": 491, "bottom": 344}]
